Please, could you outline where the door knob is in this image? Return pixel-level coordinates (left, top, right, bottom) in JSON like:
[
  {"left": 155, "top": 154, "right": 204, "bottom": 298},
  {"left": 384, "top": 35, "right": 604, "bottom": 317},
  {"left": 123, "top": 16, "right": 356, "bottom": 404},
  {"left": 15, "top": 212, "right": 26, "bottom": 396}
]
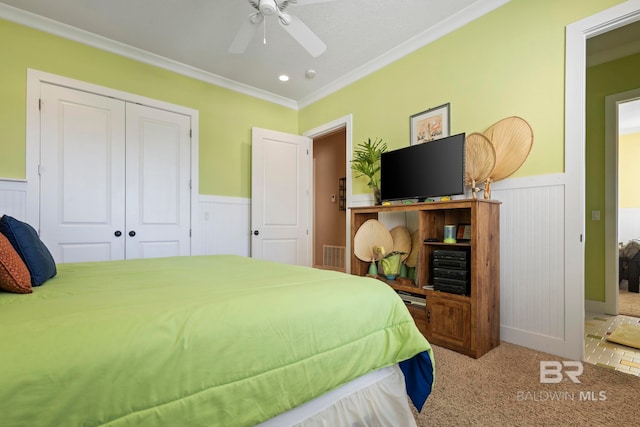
[
  {"left": 114, "top": 230, "right": 122, "bottom": 237},
  {"left": 253, "top": 230, "right": 259, "bottom": 236},
  {"left": 129, "top": 231, "right": 136, "bottom": 237}
]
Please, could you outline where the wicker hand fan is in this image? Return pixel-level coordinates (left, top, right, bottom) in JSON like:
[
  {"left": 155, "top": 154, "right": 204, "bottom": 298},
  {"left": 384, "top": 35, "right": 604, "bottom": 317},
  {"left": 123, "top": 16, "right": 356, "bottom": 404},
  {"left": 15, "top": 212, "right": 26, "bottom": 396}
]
[
  {"left": 389, "top": 226, "right": 411, "bottom": 261},
  {"left": 464, "top": 133, "right": 496, "bottom": 199},
  {"left": 483, "top": 116, "right": 533, "bottom": 182},
  {"left": 404, "top": 230, "right": 421, "bottom": 268},
  {"left": 353, "top": 219, "right": 393, "bottom": 262}
]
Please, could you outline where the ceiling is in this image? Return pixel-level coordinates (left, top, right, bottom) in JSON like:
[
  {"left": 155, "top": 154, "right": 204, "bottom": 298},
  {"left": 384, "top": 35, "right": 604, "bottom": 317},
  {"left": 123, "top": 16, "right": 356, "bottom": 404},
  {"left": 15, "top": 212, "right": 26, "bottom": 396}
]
[
  {"left": 1, "top": 1, "right": 638, "bottom": 110},
  {"left": 0, "top": 0, "right": 508, "bottom": 108}
]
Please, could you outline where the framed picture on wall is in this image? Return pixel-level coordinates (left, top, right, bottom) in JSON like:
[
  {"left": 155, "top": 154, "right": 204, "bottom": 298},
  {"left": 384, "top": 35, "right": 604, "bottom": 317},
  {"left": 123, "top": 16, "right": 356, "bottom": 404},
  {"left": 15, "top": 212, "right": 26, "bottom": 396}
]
[{"left": 410, "top": 103, "right": 450, "bottom": 145}]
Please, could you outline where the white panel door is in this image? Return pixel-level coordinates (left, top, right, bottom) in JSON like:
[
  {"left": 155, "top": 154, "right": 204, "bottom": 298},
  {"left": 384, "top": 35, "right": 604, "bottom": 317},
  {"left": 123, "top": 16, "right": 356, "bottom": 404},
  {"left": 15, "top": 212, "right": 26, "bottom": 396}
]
[
  {"left": 251, "top": 127, "right": 310, "bottom": 266},
  {"left": 125, "top": 103, "right": 191, "bottom": 259},
  {"left": 40, "top": 83, "right": 126, "bottom": 263}
]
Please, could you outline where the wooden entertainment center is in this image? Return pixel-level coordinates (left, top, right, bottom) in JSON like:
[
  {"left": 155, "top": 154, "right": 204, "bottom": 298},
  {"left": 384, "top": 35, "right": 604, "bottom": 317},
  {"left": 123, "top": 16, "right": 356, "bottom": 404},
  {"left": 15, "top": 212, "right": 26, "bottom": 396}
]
[{"left": 350, "top": 199, "right": 500, "bottom": 358}]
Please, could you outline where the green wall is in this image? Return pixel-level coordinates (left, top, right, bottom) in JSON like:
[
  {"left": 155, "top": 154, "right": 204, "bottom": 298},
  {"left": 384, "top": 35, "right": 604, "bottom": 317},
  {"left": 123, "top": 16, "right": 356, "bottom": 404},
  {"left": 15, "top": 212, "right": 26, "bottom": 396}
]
[
  {"left": 0, "top": 18, "right": 297, "bottom": 197},
  {"left": 1, "top": 0, "right": 632, "bottom": 299},
  {"left": 585, "top": 52, "right": 640, "bottom": 301},
  {"left": 299, "top": 0, "right": 624, "bottom": 193}
]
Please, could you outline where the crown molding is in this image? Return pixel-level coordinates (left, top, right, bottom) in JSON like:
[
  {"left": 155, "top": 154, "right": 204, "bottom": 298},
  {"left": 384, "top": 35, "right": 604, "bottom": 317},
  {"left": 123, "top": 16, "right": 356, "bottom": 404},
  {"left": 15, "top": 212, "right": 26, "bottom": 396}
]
[
  {"left": 297, "top": 0, "right": 511, "bottom": 109},
  {"left": 1, "top": 1, "right": 510, "bottom": 111},
  {"left": 0, "top": 3, "right": 298, "bottom": 110}
]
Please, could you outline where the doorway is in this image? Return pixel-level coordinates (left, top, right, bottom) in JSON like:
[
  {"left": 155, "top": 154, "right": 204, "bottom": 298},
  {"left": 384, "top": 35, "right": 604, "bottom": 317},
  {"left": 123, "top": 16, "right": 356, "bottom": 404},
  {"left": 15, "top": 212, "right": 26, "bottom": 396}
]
[
  {"left": 565, "top": 2, "right": 640, "bottom": 361},
  {"left": 312, "top": 128, "right": 347, "bottom": 271},
  {"left": 304, "top": 114, "right": 353, "bottom": 273}
]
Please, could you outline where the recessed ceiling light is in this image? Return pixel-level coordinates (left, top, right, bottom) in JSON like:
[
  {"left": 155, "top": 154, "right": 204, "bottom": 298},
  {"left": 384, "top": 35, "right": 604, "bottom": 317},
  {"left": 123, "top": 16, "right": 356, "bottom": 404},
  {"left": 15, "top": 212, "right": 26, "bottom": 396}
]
[{"left": 279, "top": 74, "right": 289, "bottom": 82}]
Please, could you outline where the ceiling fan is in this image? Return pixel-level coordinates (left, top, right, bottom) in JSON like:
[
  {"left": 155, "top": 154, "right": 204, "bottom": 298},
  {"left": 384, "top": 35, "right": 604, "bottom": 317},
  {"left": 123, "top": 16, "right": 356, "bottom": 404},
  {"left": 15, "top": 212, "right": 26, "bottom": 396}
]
[{"left": 229, "top": 0, "right": 330, "bottom": 58}]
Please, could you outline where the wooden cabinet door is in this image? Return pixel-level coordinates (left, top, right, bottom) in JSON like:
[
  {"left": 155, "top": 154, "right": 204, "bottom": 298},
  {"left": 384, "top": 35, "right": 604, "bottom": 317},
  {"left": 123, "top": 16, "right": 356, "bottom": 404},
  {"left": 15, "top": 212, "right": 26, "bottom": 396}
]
[{"left": 426, "top": 296, "right": 471, "bottom": 350}]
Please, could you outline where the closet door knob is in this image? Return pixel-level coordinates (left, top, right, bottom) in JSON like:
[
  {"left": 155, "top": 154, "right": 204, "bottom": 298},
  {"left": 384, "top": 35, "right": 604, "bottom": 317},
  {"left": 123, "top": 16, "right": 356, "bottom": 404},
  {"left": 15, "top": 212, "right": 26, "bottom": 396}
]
[
  {"left": 114, "top": 230, "right": 122, "bottom": 237},
  {"left": 129, "top": 231, "right": 136, "bottom": 237}
]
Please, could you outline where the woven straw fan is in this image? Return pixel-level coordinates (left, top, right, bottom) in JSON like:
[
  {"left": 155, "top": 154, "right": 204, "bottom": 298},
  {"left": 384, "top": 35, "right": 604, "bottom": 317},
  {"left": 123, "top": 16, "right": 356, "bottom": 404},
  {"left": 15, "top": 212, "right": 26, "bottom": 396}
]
[
  {"left": 389, "top": 226, "right": 411, "bottom": 262},
  {"left": 353, "top": 219, "right": 393, "bottom": 262},
  {"left": 404, "top": 231, "right": 421, "bottom": 268},
  {"left": 464, "top": 133, "right": 496, "bottom": 199},
  {"left": 483, "top": 116, "right": 534, "bottom": 182}
]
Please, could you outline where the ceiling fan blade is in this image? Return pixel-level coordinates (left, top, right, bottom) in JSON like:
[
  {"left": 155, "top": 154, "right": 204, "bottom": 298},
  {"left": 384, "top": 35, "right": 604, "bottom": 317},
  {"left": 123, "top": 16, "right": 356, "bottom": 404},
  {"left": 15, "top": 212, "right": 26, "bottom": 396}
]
[
  {"left": 279, "top": 15, "right": 326, "bottom": 57},
  {"left": 228, "top": 14, "right": 261, "bottom": 54}
]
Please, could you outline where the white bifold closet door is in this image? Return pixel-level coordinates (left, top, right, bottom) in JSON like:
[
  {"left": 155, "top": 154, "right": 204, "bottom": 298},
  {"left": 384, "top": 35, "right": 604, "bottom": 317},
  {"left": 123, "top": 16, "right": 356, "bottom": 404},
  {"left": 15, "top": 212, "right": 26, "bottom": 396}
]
[{"left": 39, "top": 83, "right": 191, "bottom": 263}]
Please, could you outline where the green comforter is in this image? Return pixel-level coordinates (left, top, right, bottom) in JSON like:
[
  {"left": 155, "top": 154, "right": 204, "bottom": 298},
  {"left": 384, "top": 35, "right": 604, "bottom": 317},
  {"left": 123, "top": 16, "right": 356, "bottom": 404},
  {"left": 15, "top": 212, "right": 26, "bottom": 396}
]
[{"left": 0, "top": 255, "right": 432, "bottom": 426}]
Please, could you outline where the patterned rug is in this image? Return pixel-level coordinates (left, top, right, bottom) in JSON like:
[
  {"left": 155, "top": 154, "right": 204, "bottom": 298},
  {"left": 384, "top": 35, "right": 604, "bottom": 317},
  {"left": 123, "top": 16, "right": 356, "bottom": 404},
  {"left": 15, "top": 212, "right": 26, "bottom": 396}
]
[{"left": 606, "top": 323, "right": 640, "bottom": 349}]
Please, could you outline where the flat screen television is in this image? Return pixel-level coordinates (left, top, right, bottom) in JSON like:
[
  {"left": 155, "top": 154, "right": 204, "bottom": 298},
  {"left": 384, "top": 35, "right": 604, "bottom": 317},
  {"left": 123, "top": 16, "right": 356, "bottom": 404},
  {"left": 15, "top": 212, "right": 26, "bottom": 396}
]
[{"left": 380, "top": 132, "right": 465, "bottom": 202}]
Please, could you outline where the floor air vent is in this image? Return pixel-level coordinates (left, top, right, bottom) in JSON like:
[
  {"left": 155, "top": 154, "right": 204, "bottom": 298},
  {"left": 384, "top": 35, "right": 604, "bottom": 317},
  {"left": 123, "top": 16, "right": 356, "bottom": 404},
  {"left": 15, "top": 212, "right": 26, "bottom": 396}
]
[{"left": 323, "top": 245, "right": 345, "bottom": 271}]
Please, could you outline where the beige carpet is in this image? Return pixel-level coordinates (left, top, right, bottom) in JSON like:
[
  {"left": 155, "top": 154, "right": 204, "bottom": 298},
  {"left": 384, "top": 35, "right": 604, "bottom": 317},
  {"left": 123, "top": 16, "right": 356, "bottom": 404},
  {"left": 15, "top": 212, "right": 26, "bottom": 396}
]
[{"left": 413, "top": 342, "right": 639, "bottom": 426}]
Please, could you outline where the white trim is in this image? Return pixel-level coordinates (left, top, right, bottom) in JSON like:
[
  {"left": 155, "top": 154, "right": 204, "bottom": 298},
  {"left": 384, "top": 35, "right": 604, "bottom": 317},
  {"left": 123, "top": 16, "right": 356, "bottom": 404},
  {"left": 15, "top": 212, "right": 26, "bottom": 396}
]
[
  {"left": 25, "top": 69, "right": 201, "bottom": 255},
  {"left": 489, "top": 173, "right": 565, "bottom": 191},
  {"left": 565, "top": 0, "right": 640, "bottom": 361},
  {"left": 304, "top": 115, "right": 353, "bottom": 272},
  {"left": 297, "top": 0, "right": 510, "bottom": 108},
  {"left": 199, "top": 194, "right": 251, "bottom": 205},
  {"left": 0, "top": 1, "right": 508, "bottom": 110}
]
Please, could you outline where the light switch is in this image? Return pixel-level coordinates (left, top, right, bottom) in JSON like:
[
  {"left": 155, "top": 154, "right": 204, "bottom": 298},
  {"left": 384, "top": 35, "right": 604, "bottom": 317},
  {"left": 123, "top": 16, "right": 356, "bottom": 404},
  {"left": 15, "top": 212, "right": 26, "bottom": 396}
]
[
  {"left": 591, "top": 210, "right": 600, "bottom": 221},
  {"left": 331, "top": 194, "right": 336, "bottom": 202}
]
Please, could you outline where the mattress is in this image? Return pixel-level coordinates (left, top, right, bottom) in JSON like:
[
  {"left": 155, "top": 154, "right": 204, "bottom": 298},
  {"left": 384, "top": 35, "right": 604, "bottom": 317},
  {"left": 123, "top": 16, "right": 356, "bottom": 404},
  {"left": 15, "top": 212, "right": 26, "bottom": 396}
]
[{"left": 0, "top": 255, "right": 433, "bottom": 426}]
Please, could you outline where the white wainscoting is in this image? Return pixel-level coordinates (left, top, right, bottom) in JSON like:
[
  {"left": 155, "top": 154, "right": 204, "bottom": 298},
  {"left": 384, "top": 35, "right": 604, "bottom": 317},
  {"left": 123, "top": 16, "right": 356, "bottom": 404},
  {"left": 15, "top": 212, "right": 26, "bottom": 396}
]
[
  {"left": 490, "top": 174, "right": 567, "bottom": 349},
  {"left": 2, "top": 175, "right": 571, "bottom": 356},
  {"left": 198, "top": 195, "right": 251, "bottom": 257},
  {"left": 619, "top": 208, "right": 640, "bottom": 243},
  {"left": 0, "top": 179, "right": 28, "bottom": 221}
]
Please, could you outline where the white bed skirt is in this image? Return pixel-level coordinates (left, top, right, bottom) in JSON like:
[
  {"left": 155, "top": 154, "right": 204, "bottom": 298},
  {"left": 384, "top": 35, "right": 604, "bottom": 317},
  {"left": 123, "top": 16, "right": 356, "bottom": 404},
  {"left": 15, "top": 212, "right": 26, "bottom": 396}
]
[{"left": 257, "top": 364, "right": 417, "bottom": 427}]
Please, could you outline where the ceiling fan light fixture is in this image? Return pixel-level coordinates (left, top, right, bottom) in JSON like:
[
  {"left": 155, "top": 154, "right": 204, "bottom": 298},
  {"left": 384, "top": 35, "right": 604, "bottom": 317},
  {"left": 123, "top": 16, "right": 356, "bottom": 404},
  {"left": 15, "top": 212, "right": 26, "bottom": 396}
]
[{"left": 259, "top": 0, "right": 277, "bottom": 16}]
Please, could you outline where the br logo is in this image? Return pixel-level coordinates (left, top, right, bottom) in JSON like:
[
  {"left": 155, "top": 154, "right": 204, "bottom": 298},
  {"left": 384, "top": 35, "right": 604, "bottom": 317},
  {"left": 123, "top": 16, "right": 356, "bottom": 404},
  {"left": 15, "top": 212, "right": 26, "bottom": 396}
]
[{"left": 540, "top": 361, "right": 583, "bottom": 384}]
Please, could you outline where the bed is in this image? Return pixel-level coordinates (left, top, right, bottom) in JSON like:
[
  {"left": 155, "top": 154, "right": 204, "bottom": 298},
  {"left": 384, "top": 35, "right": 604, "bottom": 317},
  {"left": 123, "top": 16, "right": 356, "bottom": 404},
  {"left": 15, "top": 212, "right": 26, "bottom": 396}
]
[{"left": 0, "top": 254, "right": 434, "bottom": 426}]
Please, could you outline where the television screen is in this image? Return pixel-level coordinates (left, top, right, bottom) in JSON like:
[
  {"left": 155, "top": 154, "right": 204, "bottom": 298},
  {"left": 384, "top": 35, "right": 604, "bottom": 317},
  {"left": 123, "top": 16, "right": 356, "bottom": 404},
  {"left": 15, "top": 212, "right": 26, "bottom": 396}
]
[{"left": 380, "top": 133, "right": 465, "bottom": 202}]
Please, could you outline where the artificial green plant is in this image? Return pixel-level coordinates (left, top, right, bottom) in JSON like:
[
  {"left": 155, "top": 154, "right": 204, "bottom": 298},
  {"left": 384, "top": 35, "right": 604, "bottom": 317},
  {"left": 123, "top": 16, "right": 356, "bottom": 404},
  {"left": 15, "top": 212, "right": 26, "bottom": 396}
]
[{"left": 351, "top": 137, "right": 387, "bottom": 204}]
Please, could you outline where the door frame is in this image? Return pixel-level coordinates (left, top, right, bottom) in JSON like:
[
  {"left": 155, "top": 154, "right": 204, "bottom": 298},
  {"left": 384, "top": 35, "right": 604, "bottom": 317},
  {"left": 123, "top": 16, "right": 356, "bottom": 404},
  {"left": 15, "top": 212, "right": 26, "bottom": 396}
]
[
  {"left": 303, "top": 115, "right": 353, "bottom": 273},
  {"left": 25, "top": 69, "right": 201, "bottom": 255},
  {"left": 565, "top": 0, "right": 640, "bottom": 360}
]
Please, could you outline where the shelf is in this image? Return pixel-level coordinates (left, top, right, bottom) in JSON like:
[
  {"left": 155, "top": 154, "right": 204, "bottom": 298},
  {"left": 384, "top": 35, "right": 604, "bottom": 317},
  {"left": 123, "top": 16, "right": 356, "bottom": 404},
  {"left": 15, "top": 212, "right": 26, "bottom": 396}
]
[
  {"left": 351, "top": 198, "right": 500, "bottom": 358},
  {"left": 367, "top": 274, "right": 427, "bottom": 296},
  {"left": 423, "top": 241, "right": 471, "bottom": 247},
  {"left": 425, "top": 288, "right": 471, "bottom": 302}
]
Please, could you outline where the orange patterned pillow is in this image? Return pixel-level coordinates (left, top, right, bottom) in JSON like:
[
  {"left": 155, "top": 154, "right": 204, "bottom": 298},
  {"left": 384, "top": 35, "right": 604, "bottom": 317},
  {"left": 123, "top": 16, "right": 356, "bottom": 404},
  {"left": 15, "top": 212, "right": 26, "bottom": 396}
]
[{"left": 0, "top": 233, "right": 32, "bottom": 294}]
